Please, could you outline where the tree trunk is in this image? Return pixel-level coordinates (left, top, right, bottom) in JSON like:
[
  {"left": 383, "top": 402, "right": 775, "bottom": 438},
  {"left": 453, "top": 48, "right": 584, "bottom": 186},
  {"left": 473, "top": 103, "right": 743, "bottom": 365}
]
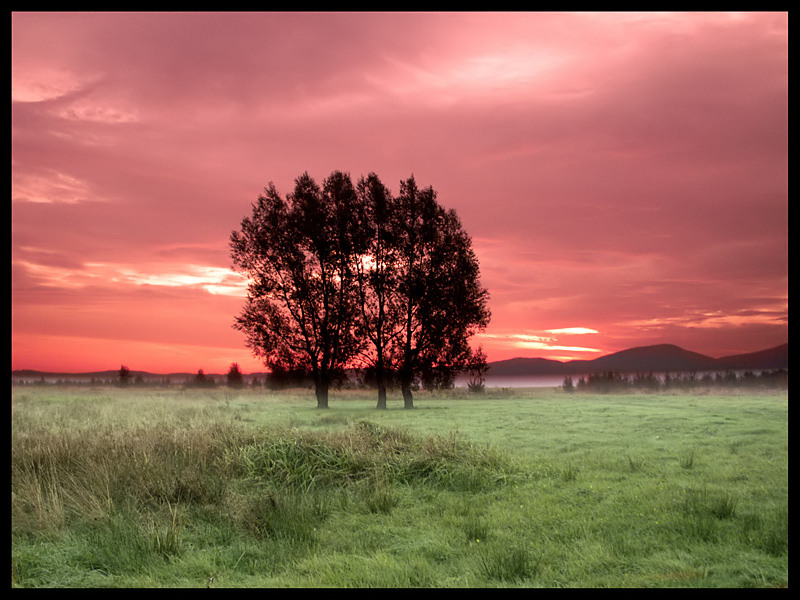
[
  {"left": 400, "top": 353, "right": 415, "bottom": 409},
  {"left": 315, "top": 382, "right": 329, "bottom": 409},
  {"left": 375, "top": 353, "right": 387, "bottom": 409},
  {"left": 402, "top": 385, "right": 414, "bottom": 409},
  {"left": 376, "top": 385, "right": 387, "bottom": 410}
]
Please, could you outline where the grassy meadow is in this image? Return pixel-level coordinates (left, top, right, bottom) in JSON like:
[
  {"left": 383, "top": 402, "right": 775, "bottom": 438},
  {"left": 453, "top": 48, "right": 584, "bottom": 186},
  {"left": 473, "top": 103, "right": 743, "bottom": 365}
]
[{"left": 11, "top": 384, "right": 788, "bottom": 588}]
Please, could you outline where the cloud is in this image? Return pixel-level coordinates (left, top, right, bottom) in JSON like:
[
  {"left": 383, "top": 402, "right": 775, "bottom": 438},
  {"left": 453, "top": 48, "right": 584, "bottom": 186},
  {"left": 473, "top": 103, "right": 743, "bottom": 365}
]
[
  {"left": 478, "top": 330, "right": 604, "bottom": 357},
  {"left": 11, "top": 11, "right": 787, "bottom": 370},
  {"left": 12, "top": 167, "right": 105, "bottom": 204},
  {"left": 13, "top": 255, "right": 247, "bottom": 297},
  {"left": 545, "top": 328, "right": 599, "bottom": 335}
]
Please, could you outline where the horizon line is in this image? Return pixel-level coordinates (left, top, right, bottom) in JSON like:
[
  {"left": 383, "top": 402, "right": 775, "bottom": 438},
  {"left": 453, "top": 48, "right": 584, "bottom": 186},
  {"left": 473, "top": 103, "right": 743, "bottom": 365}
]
[{"left": 11, "top": 341, "right": 788, "bottom": 376}]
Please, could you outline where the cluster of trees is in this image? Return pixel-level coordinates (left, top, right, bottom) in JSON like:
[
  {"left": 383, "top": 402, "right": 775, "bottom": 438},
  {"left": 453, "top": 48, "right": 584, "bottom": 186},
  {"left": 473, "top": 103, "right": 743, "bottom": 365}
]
[
  {"left": 562, "top": 369, "right": 788, "bottom": 393},
  {"left": 230, "top": 170, "right": 491, "bottom": 409}
]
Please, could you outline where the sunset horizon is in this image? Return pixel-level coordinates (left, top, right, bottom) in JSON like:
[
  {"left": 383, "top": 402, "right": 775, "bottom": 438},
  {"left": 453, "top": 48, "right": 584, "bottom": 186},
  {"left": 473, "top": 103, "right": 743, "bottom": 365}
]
[
  {"left": 12, "top": 12, "right": 787, "bottom": 376},
  {"left": 10, "top": 335, "right": 788, "bottom": 376}
]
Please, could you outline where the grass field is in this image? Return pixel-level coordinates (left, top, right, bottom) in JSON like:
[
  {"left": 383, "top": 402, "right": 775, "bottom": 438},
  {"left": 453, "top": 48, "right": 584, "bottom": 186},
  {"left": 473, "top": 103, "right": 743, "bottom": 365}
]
[{"left": 11, "top": 385, "right": 788, "bottom": 588}]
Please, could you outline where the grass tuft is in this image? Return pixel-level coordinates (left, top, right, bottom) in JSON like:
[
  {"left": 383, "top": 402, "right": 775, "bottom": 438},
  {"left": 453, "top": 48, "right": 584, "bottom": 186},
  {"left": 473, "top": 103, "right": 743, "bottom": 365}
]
[
  {"left": 475, "top": 542, "right": 541, "bottom": 583},
  {"left": 679, "top": 450, "right": 696, "bottom": 470}
]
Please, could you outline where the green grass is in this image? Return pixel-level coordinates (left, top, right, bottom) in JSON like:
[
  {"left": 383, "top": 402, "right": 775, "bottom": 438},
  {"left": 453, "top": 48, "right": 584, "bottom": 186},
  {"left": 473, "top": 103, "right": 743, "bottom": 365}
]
[{"left": 11, "top": 385, "right": 788, "bottom": 587}]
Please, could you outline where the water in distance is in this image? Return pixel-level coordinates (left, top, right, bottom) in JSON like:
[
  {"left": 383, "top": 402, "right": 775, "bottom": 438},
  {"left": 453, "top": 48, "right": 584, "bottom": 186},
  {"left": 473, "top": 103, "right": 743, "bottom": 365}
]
[{"left": 454, "top": 374, "right": 573, "bottom": 389}]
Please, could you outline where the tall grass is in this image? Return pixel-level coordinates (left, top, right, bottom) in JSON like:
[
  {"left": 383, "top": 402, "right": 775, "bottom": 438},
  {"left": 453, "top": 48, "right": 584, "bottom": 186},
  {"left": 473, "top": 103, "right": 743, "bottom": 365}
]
[{"left": 11, "top": 386, "right": 788, "bottom": 587}]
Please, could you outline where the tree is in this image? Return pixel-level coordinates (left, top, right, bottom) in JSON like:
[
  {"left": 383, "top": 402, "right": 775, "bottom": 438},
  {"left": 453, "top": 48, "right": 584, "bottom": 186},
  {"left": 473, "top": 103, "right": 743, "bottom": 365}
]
[
  {"left": 350, "top": 174, "right": 490, "bottom": 408},
  {"left": 230, "top": 171, "right": 366, "bottom": 408},
  {"left": 353, "top": 173, "right": 404, "bottom": 409},
  {"left": 466, "top": 346, "right": 490, "bottom": 393},
  {"left": 118, "top": 364, "right": 131, "bottom": 387},
  {"left": 226, "top": 362, "right": 244, "bottom": 388},
  {"left": 192, "top": 369, "right": 215, "bottom": 388},
  {"left": 391, "top": 176, "right": 491, "bottom": 408},
  {"left": 231, "top": 170, "right": 490, "bottom": 409}
]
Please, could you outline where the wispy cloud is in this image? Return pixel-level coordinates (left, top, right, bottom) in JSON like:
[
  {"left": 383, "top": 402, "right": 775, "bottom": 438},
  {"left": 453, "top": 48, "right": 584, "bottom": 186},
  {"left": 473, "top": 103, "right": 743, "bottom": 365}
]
[
  {"left": 545, "top": 327, "right": 599, "bottom": 335},
  {"left": 12, "top": 168, "right": 104, "bottom": 204},
  {"left": 478, "top": 330, "right": 604, "bottom": 358},
  {"left": 15, "top": 258, "right": 248, "bottom": 297}
]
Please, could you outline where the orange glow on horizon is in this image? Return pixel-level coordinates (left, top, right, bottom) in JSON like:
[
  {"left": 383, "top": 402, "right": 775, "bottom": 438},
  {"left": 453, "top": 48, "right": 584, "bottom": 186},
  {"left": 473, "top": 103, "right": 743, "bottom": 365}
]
[{"left": 11, "top": 333, "right": 266, "bottom": 375}]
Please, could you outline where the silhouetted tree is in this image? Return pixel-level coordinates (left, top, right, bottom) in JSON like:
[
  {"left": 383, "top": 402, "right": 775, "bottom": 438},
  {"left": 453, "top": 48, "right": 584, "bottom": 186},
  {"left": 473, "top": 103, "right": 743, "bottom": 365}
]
[
  {"left": 352, "top": 174, "right": 490, "bottom": 407},
  {"left": 231, "top": 170, "right": 490, "bottom": 409},
  {"left": 192, "top": 369, "right": 214, "bottom": 388},
  {"left": 466, "top": 345, "right": 490, "bottom": 393},
  {"left": 353, "top": 173, "right": 404, "bottom": 409},
  {"left": 391, "top": 177, "right": 491, "bottom": 408},
  {"left": 226, "top": 362, "right": 244, "bottom": 388},
  {"left": 118, "top": 364, "right": 131, "bottom": 387},
  {"left": 230, "top": 171, "right": 367, "bottom": 408}
]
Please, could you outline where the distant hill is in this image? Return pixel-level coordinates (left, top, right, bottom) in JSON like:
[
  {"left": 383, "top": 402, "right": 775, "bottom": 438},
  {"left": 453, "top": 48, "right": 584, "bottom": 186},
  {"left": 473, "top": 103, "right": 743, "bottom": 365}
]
[
  {"left": 487, "top": 342, "right": 788, "bottom": 377},
  {"left": 714, "top": 343, "right": 789, "bottom": 371},
  {"left": 486, "top": 356, "right": 574, "bottom": 376},
  {"left": 566, "top": 344, "right": 720, "bottom": 373}
]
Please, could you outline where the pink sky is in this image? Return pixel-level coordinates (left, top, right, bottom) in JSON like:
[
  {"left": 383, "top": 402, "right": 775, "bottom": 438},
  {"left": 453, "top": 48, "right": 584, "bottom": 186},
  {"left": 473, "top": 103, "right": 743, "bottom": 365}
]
[{"left": 12, "top": 11, "right": 788, "bottom": 373}]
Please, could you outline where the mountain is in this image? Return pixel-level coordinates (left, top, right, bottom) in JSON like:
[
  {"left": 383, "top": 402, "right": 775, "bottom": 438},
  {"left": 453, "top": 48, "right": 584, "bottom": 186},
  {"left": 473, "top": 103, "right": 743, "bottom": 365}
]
[
  {"left": 567, "top": 344, "right": 720, "bottom": 373},
  {"left": 485, "top": 356, "right": 574, "bottom": 376},
  {"left": 487, "top": 343, "right": 788, "bottom": 377},
  {"left": 714, "top": 343, "right": 788, "bottom": 370}
]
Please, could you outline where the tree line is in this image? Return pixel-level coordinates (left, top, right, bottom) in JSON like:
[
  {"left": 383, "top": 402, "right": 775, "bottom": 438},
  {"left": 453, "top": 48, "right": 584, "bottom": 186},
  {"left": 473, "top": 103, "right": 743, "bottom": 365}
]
[
  {"left": 230, "top": 170, "right": 491, "bottom": 409},
  {"left": 117, "top": 364, "right": 248, "bottom": 388},
  {"left": 14, "top": 363, "right": 247, "bottom": 388},
  {"left": 561, "top": 369, "right": 788, "bottom": 393}
]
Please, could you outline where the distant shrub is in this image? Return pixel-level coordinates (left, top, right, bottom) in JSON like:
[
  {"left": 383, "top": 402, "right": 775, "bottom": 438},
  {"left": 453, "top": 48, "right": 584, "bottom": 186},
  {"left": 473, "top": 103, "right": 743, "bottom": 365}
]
[
  {"left": 190, "top": 369, "right": 216, "bottom": 388},
  {"left": 226, "top": 363, "right": 244, "bottom": 389}
]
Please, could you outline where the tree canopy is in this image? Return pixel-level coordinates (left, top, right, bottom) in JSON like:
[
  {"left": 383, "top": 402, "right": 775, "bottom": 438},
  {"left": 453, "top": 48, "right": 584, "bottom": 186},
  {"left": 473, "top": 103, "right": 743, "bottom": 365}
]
[{"left": 230, "top": 170, "right": 490, "bottom": 409}]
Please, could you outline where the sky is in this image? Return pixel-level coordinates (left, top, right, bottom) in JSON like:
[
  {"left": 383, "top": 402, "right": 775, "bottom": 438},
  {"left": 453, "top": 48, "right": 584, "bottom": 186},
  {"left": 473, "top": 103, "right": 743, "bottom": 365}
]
[{"left": 11, "top": 11, "right": 788, "bottom": 374}]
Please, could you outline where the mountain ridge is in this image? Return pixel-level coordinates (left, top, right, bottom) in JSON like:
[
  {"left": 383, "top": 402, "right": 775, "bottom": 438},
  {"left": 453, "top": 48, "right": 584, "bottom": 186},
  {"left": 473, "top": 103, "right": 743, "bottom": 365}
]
[{"left": 487, "top": 342, "right": 788, "bottom": 376}]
